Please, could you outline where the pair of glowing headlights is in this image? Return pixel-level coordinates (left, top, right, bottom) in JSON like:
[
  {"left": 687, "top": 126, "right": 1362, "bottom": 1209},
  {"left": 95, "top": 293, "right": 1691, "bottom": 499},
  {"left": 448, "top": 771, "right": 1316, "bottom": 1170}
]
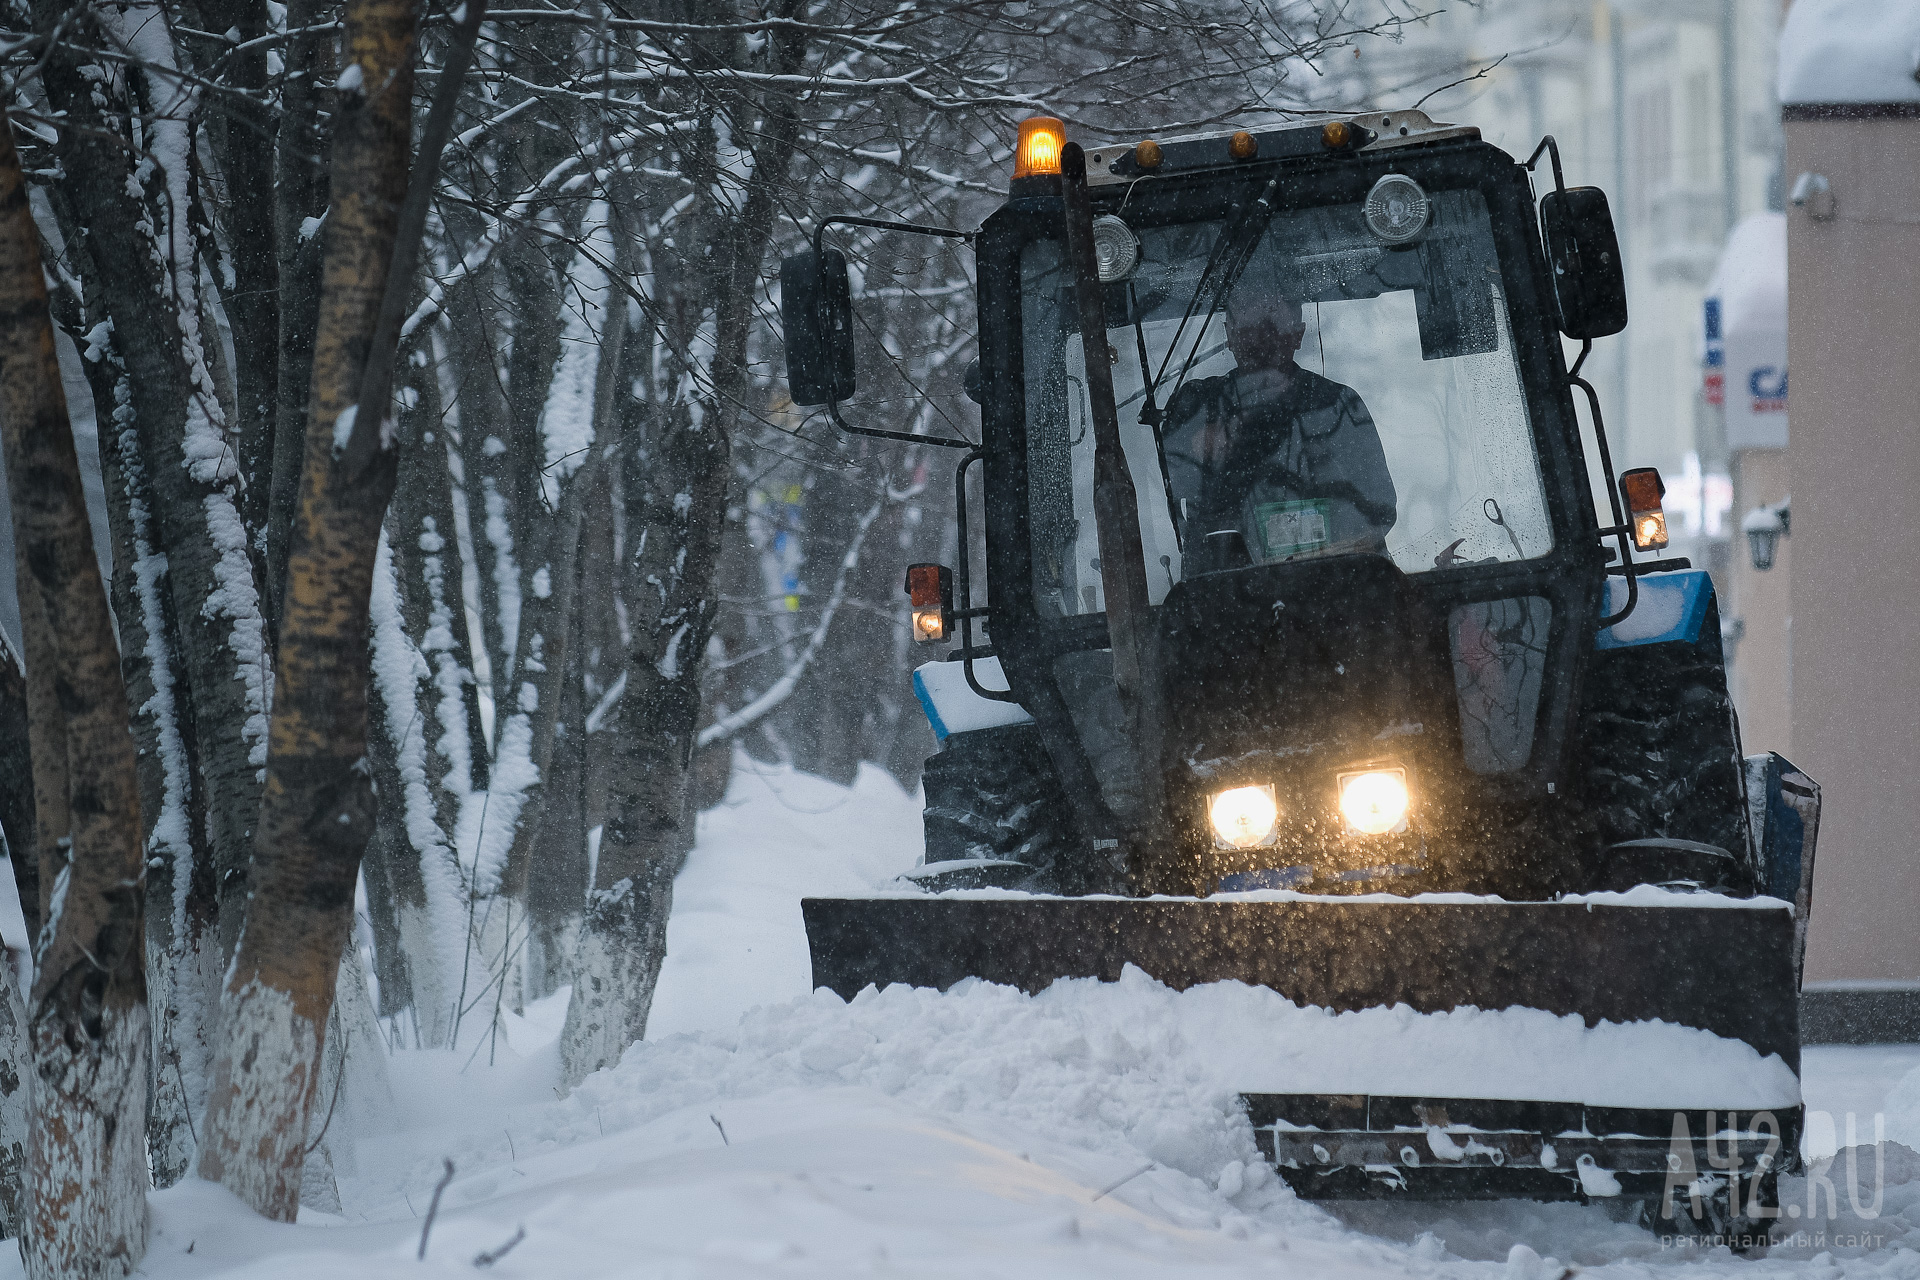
[{"left": 1207, "top": 768, "right": 1410, "bottom": 849}]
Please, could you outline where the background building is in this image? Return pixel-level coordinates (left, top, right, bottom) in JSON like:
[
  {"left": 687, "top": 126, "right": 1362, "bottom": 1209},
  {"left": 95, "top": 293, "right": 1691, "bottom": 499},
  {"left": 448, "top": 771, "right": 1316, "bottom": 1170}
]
[
  {"left": 1777, "top": 0, "right": 1920, "bottom": 982},
  {"left": 1385, "top": 0, "right": 1920, "bottom": 985},
  {"left": 1367, "top": 0, "right": 1789, "bottom": 740}
]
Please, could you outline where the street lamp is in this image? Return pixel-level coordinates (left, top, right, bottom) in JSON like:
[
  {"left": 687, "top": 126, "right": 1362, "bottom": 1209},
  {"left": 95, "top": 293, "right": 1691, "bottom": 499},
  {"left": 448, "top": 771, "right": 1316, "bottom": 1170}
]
[{"left": 1743, "top": 498, "right": 1790, "bottom": 572}]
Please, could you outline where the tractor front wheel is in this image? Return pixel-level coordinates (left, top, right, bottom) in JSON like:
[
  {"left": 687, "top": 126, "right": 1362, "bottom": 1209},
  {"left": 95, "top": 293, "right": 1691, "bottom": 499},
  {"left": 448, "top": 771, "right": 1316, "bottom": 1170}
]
[{"left": 917, "top": 723, "right": 1076, "bottom": 889}]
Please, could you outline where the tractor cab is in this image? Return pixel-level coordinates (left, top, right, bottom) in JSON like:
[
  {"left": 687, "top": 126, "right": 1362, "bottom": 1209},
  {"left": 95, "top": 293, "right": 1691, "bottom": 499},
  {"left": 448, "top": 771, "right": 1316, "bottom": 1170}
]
[
  {"left": 988, "top": 113, "right": 1608, "bottom": 899},
  {"left": 787, "top": 110, "right": 1692, "bottom": 900}
]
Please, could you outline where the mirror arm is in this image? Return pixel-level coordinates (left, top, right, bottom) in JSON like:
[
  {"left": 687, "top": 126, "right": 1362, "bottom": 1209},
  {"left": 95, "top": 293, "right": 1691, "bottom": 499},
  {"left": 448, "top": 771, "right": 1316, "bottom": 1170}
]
[
  {"left": 1567, "top": 338, "right": 1639, "bottom": 627},
  {"left": 813, "top": 214, "right": 973, "bottom": 258},
  {"left": 811, "top": 216, "right": 979, "bottom": 450},
  {"left": 1568, "top": 339, "right": 1592, "bottom": 380},
  {"left": 826, "top": 399, "right": 973, "bottom": 450},
  {"left": 954, "top": 448, "right": 1019, "bottom": 703},
  {"left": 1523, "top": 135, "right": 1567, "bottom": 194}
]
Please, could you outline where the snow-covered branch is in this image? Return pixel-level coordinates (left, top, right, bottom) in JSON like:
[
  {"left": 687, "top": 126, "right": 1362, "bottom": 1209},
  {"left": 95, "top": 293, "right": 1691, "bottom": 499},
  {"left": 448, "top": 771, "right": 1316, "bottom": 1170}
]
[{"left": 697, "top": 490, "right": 889, "bottom": 749}]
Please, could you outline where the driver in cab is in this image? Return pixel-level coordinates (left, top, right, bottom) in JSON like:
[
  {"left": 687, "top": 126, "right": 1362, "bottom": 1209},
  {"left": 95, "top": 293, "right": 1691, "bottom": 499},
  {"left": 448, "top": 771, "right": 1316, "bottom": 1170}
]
[{"left": 1161, "top": 293, "right": 1397, "bottom": 568}]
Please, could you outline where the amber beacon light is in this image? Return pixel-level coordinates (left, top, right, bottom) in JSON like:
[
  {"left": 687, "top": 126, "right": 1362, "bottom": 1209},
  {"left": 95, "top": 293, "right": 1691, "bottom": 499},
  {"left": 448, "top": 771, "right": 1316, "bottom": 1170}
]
[{"left": 1014, "top": 117, "right": 1067, "bottom": 178}]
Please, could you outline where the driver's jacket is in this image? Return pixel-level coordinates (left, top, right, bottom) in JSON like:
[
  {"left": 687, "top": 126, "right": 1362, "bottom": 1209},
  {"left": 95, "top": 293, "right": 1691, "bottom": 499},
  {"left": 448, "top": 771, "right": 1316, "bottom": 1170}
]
[{"left": 1161, "top": 365, "right": 1397, "bottom": 562}]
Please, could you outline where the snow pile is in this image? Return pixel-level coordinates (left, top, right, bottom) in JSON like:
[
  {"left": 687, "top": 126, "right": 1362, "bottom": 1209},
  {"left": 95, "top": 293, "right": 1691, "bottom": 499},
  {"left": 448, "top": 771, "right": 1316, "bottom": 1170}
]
[
  {"left": 89, "top": 976, "right": 1910, "bottom": 1279},
  {"left": 1779, "top": 0, "right": 1920, "bottom": 106},
  {"left": 1877, "top": 1058, "right": 1920, "bottom": 1152},
  {"left": 647, "top": 758, "right": 924, "bottom": 1037},
  {"left": 586, "top": 972, "right": 1801, "bottom": 1167},
  {"left": 10, "top": 759, "right": 1920, "bottom": 1277},
  {"left": 1778, "top": 1140, "right": 1920, "bottom": 1261}
]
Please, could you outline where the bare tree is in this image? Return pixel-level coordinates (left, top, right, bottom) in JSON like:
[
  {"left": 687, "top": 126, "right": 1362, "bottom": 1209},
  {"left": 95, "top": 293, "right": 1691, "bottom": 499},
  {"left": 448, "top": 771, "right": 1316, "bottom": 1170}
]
[
  {"left": 0, "top": 0, "right": 1446, "bottom": 1224},
  {"left": 195, "top": 0, "right": 433, "bottom": 1218}
]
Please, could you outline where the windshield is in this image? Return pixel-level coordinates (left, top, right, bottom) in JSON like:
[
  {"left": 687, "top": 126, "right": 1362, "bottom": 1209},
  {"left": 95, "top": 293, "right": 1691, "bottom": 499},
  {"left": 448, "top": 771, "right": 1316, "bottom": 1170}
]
[{"left": 1022, "top": 187, "right": 1551, "bottom": 618}]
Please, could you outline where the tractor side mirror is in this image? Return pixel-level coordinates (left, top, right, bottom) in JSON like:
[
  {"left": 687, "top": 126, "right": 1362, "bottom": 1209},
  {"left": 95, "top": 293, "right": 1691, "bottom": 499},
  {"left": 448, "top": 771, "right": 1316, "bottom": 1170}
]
[
  {"left": 1540, "top": 187, "right": 1627, "bottom": 340},
  {"left": 781, "top": 249, "right": 856, "bottom": 406}
]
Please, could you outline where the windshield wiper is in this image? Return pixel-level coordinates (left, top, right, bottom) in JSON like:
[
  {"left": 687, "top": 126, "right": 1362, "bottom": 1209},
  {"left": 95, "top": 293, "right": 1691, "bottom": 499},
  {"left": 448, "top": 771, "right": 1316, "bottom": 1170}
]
[
  {"left": 1119, "top": 341, "right": 1228, "bottom": 412},
  {"left": 1142, "top": 174, "right": 1281, "bottom": 426}
]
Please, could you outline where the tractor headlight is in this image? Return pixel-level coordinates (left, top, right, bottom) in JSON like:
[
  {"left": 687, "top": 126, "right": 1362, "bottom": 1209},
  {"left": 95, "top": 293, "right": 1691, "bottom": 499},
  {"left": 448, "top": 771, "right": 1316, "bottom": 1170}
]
[
  {"left": 1338, "top": 768, "right": 1410, "bottom": 836},
  {"left": 1209, "top": 784, "right": 1280, "bottom": 850}
]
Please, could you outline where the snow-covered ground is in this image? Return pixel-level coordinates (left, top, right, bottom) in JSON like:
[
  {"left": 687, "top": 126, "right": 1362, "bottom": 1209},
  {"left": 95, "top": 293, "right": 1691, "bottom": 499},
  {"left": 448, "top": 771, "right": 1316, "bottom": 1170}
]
[{"left": 19, "top": 756, "right": 1920, "bottom": 1277}]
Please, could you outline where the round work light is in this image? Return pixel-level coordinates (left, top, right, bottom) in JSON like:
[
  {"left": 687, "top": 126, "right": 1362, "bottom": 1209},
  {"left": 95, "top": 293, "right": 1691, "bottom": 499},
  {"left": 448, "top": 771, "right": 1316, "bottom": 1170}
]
[
  {"left": 1091, "top": 216, "right": 1141, "bottom": 282},
  {"left": 1363, "top": 173, "right": 1430, "bottom": 244}
]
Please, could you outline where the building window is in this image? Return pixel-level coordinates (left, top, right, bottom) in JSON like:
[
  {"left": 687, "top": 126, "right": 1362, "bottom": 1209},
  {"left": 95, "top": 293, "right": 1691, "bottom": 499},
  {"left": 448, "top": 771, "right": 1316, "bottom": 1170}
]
[
  {"left": 1630, "top": 85, "right": 1672, "bottom": 223},
  {"left": 1685, "top": 71, "right": 1714, "bottom": 183}
]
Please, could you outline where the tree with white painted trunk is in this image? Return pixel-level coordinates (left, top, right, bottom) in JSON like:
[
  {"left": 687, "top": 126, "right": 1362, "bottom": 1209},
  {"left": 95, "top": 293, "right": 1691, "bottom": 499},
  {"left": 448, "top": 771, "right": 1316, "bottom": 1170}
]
[
  {"left": 26, "top": 0, "right": 271, "bottom": 1182},
  {"left": 0, "top": 0, "right": 1452, "bottom": 1225},
  {"left": 0, "top": 98, "right": 149, "bottom": 1280},
  {"left": 194, "top": 0, "right": 484, "bottom": 1217}
]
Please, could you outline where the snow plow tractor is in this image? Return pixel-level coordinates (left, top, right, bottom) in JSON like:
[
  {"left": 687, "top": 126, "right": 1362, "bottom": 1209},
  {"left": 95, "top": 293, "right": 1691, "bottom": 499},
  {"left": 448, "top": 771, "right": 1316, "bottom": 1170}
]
[{"left": 779, "top": 111, "right": 1821, "bottom": 1238}]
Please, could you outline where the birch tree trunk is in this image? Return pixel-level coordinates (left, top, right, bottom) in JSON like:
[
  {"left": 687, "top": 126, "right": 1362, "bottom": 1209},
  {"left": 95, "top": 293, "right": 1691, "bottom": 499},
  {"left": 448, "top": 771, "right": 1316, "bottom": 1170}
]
[
  {"left": 442, "top": 272, "right": 518, "bottom": 689},
  {"left": 559, "top": 5, "right": 806, "bottom": 1086},
  {"left": 524, "top": 601, "right": 588, "bottom": 999},
  {"left": 364, "top": 352, "right": 475, "bottom": 1045},
  {"left": 265, "top": 0, "right": 339, "bottom": 638},
  {"left": 0, "top": 933, "right": 28, "bottom": 1243},
  {"left": 527, "top": 473, "right": 616, "bottom": 997},
  {"left": 0, "top": 631, "right": 28, "bottom": 1238},
  {"left": 40, "top": 223, "right": 222, "bottom": 1189},
  {"left": 29, "top": 1, "right": 270, "bottom": 1186},
  {"left": 195, "top": 0, "right": 417, "bottom": 1218},
  {"left": 495, "top": 221, "right": 626, "bottom": 913},
  {"left": 0, "top": 101, "right": 149, "bottom": 1280},
  {"left": 86, "top": 335, "right": 214, "bottom": 1190},
  {"left": 195, "top": 0, "right": 281, "bottom": 582}
]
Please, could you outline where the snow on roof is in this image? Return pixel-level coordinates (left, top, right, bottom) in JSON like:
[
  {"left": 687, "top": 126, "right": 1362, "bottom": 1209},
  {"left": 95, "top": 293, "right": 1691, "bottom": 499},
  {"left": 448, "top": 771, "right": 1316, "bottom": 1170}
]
[{"left": 1779, "top": 0, "right": 1920, "bottom": 106}]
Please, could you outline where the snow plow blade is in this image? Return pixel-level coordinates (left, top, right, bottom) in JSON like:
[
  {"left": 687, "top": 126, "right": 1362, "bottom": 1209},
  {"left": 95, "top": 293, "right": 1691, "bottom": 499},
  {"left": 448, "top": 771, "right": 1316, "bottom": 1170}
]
[
  {"left": 801, "top": 896, "right": 1799, "bottom": 1066},
  {"left": 804, "top": 895, "right": 1803, "bottom": 1210},
  {"left": 1246, "top": 1094, "right": 1801, "bottom": 1205}
]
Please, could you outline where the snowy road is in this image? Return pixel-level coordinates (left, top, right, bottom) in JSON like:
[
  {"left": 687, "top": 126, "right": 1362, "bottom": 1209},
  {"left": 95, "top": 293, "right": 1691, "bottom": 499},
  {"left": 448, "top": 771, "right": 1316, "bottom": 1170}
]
[{"left": 20, "top": 758, "right": 1920, "bottom": 1277}]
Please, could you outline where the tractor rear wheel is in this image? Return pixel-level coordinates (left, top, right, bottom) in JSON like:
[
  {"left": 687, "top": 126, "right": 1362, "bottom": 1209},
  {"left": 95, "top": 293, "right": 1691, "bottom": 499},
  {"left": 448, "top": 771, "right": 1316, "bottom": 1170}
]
[{"left": 1576, "top": 588, "right": 1757, "bottom": 894}]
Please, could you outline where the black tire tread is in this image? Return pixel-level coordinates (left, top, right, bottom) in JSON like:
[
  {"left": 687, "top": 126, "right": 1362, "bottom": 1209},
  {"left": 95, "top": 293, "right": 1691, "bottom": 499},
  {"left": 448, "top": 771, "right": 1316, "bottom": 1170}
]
[
  {"left": 920, "top": 722, "right": 1076, "bottom": 872},
  {"left": 1575, "top": 589, "right": 1754, "bottom": 889}
]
